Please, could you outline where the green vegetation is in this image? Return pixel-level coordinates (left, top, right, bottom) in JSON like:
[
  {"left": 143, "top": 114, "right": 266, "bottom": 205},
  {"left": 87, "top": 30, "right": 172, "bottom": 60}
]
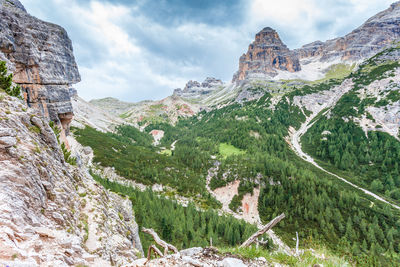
[
  {"left": 73, "top": 125, "right": 219, "bottom": 208},
  {"left": 49, "top": 121, "right": 76, "bottom": 165},
  {"left": 160, "top": 149, "right": 172, "bottom": 156},
  {"left": 219, "top": 246, "right": 349, "bottom": 266},
  {"left": 386, "top": 89, "right": 400, "bottom": 103},
  {"left": 302, "top": 48, "right": 400, "bottom": 204},
  {"left": 219, "top": 143, "right": 245, "bottom": 158},
  {"left": 323, "top": 63, "right": 355, "bottom": 81},
  {"left": 303, "top": 118, "right": 400, "bottom": 201},
  {"left": 92, "top": 172, "right": 259, "bottom": 253},
  {"left": 76, "top": 47, "right": 400, "bottom": 265},
  {"left": 0, "top": 61, "right": 21, "bottom": 98}
]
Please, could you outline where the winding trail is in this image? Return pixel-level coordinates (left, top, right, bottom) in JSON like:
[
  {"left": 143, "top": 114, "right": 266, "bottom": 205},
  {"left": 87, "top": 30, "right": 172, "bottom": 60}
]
[{"left": 289, "top": 80, "right": 400, "bottom": 211}]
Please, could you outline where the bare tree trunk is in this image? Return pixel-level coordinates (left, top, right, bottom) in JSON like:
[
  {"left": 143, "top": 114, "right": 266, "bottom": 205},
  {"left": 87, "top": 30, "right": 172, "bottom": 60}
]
[
  {"left": 142, "top": 227, "right": 179, "bottom": 255},
  {"left": 240, "top": 213, "right": 285, "bottom": 248}
]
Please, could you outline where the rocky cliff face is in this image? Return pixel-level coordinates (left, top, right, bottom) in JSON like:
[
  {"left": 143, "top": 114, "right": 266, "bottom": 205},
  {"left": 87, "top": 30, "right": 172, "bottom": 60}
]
[
  {"left": 296, "top": 1, "right": 400, "bottom": 61},
  {"left": 232, "top": 27, "right": 301, "bottom": 82},
  {"left": 173, "top": 77, "right": 223, "bottom": 99},
  {"left": 234, "top": 1, "right": 400, "bottom": 83},
  {"left": 0, "top": 92, "right": 142, "bottom": 267},
  {"left": 0, "top": 0, "right": 80, "bottom": 137}
]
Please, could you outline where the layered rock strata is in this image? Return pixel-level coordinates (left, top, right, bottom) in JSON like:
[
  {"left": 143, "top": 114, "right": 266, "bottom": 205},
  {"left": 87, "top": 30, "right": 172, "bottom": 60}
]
[
  {"left": 0, "top": 92, "right": 142, "bottom": 266},
  {"left": 234, "top": 1, "right": 400, "bottom": 82},
  {"left": 233, "top": 27, "right": 301, "bottom": 82},
  {"left": 0, "top": 0, "right": 80, "bottom": 137},
  {"left": 296, "top": 1, "right": 400, "bottom": 61},
  {"left": 173, "top": 77, "right": 223, "bottom": 98}
]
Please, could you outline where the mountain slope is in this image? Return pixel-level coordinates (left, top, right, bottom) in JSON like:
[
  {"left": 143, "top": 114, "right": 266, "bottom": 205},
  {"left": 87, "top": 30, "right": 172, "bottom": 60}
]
[{"left": 0, "top": 92, "right": 142, "bottom": 266}]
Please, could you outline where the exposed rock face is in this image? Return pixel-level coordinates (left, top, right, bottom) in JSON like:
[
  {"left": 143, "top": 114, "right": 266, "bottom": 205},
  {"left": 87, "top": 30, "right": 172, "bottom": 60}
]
[
  {"left": 296, "top": 1, "right": 400, "bottom": 62},
  {"left": 0, "top": 0, "right": 80, "bottom": 135},
  {"left": 173, "top": 77, "right": 223, "bottom": 99},
  {"left": 233, "top": 2, "right": 400, "bottom": 83},
  {"left": 0, "top": 93, "right": 142, "bottom": 266},
  {"left": 89, "top": 95, "right": 201, "bottom": 124},
  {"left": 126, "top": 247, "right": 267, "bottom": 267},
  {"left": 233, "top": 27, "right": 301, "bottom": 82},
  {"left": 72, "top": 95, "right": 127, "bottom": 132}
]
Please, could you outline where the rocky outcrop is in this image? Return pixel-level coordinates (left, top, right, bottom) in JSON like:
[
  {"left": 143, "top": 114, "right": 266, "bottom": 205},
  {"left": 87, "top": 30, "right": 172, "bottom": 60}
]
[
  {"left": 89, "top": 95, "right": 201, "bottom": 124},
  {"left": 233, "top": 2, "right": 400, "bottom": 83},
  {"left": 0, "top": 0, "right": 80, "bottom": 136},
  {"left": 0, "top": 92, "right": 142, "bottom": 266},
  {"left": 296, "top": 1, "right": 400, "bottom": 62},
  {"left": 71, "top": 96, "right": 127, "bottom": 132},
  {"left": 173, "top": 77, "right": 223, "bottom": 99},
  {"left": 127, "top": 247, "right": 267, "bottom": 267},
  {"left": 232, "top": 27, "right": 301, "bottom": 82}
]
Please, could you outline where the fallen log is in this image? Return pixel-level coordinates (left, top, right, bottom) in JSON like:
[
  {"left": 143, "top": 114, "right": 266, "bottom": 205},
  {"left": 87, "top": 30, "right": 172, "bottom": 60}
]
[
  {"left": 240, "top": 213, "right": 285, "bottom": 248},
  {"left": 142, "top": 227, "right": 179, "bottom": 255}
]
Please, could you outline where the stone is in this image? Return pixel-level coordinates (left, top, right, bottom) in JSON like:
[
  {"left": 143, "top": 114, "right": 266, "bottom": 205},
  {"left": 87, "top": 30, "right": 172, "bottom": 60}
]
[
  {"left": 0, "top": 128, "right": 16, "bottom": 137},
  {"left": 131, "top": 258, "right": 147, "bottom": 266},
  {"left": 51, "top": 212, "right": 64, "bottom": 224},
  {"left": 180, "top": 247, "right": 203, "bottom": 257},
  {"left": 219, "top": 257, "right": 247, "bottom": 267},
  {"left": 0, "top": 136, "right": 16, "bottom": 148},
  {"left": 182, "top": 256, "right": 203, "bottom": 267},
  {"left": 257, "top": 257, "right": 267, "bottom": 262}
]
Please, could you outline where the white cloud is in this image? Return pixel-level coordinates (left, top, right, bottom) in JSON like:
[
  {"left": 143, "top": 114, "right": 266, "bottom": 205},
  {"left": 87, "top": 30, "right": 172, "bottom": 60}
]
[
  {"left": 21, "top": 0, "right": 397, "bottom": 102},
  {"left": 247, "top": 0, "right": 394, "bottom": 48}
]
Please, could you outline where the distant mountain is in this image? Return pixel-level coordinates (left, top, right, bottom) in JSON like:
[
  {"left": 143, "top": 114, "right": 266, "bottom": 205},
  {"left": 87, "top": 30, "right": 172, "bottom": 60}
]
[{"left": 233, "top": 1, "right": 400, "bottom": 83}]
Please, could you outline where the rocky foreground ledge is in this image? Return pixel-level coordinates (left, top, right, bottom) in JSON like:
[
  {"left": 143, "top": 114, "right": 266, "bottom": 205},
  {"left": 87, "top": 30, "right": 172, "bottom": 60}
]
[{"left": 126, "top": 247, "right": 269, "bottom": 267}]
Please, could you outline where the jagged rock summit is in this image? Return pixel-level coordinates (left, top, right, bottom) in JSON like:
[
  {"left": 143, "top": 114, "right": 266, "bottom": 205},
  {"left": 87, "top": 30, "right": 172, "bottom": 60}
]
[
  {"left": 173, "top": 77, "right": 223, "bottom": 99},
  {"left": 232, "top": 27, "right": 301, "bottom": 82},
  {"left": 296, "top": 0, "right": 400, "bottom": 61},
  {"left": 0, "top": 0, "right": 80, "bottom": 138},
  {"left": 234, "top": 1, "right": 400, "bottom": 82}
]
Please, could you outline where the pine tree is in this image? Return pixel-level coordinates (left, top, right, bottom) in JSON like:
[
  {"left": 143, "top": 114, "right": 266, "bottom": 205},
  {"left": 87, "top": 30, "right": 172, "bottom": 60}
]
[{"left": 0, "top": 61, "right": 21, "bottom": 98}]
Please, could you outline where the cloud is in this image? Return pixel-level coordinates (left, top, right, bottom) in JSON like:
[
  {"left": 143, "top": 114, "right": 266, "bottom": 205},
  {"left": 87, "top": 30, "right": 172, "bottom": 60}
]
[
  {"left": 247, "top": 0, "right": 394, "bottom": 48},
  {"left": 21, "top": 0, "right": 396, "bottom": 102}
]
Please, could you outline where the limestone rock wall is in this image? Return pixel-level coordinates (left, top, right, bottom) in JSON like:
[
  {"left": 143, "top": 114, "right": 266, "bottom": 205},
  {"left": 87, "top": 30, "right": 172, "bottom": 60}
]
[
  {"left": 0, "top": 0, "right": 80, "bottom": 134},
  {"left": 296, "top": 1, "right": 400, "bottom": 62},
  {"left": 232, "top": 27, "right": 301, "bottom": 82},
  {"left": 0, "top": 92, "right": 142, "bottom": 267}
]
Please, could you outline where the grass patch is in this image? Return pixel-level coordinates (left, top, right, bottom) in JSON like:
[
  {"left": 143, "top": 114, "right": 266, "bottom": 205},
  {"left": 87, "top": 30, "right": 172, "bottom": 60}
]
[
  {"left": 160, "top": 149, "right": 172, "bottom": 156},
  {"left": 324, "top": 63, "right": 356, "bottom": 80},
  {"left": 219, "top": 143, "right": 245, "bottom": 159}
]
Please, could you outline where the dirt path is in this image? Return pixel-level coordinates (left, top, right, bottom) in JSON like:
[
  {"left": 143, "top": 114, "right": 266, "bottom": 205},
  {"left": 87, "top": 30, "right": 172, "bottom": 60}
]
[{"left": 289, "top": 80, "right": 400, "bottom": 211}]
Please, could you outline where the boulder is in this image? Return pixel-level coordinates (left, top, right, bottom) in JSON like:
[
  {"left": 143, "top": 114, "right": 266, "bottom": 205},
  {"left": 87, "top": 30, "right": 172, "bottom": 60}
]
[{"left": 219, "top": 257, "right": 247, "bottom": 267}]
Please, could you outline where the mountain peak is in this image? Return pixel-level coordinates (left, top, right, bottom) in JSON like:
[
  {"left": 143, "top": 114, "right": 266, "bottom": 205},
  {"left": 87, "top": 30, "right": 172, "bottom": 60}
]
[
  {"left": 0, "top": 0, "right": 26, "bottom": 12},
  {"left": 232, "top": 27, "right": 300, "bottom": 82},
  {"left": 259, "top": 26, "right": 276, "bottom": 33}
]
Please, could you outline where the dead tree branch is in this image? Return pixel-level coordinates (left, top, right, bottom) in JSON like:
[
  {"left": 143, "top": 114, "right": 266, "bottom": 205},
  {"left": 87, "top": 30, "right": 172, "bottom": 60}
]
[
  {"left": 240, "top": 213, "right": 285, "bottom": 248},
  {"left": 146, "top": 245, "right": 163, "bottom": 262},
  {"left": 142, "top": 227, "right": 179, "bottom": 256}
]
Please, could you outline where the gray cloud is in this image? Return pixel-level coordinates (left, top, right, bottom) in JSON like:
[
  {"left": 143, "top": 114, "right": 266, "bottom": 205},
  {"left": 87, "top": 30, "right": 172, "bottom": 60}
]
[{"left": 21, "top": 0, "right": 395, "bottom": 102}]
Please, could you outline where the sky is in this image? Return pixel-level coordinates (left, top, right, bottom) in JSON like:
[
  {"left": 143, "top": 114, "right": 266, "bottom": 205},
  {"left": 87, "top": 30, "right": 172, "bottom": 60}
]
[{"left": 21, "top": 0, "right": 395, "bottom": 102}]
